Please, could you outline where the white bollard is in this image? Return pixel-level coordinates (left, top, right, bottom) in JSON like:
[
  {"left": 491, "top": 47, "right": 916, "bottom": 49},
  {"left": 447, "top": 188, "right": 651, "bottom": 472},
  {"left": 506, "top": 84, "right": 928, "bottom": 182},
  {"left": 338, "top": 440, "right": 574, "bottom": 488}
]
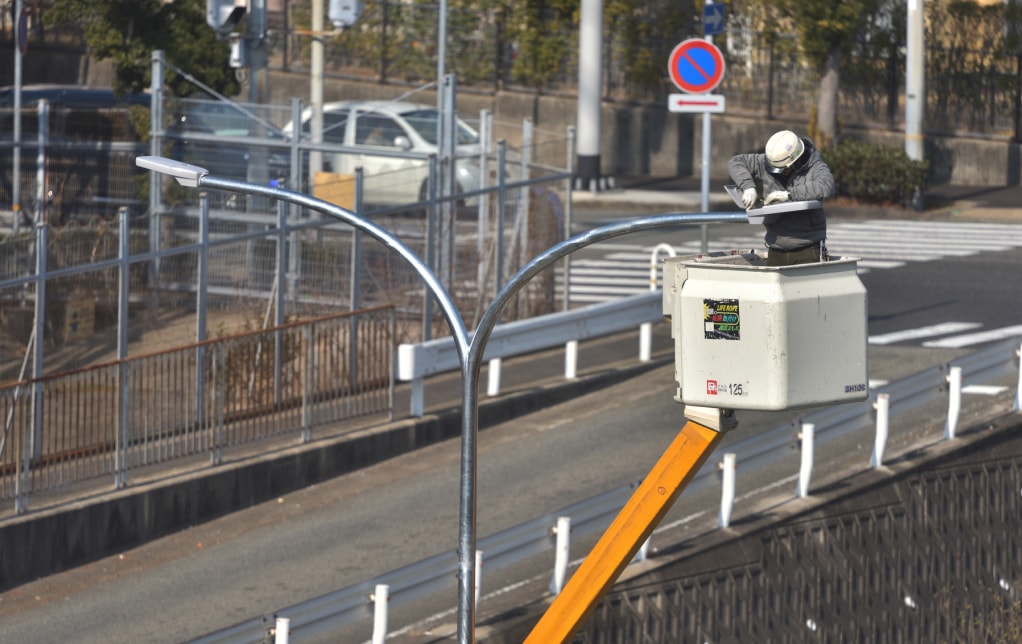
[
  {"left": 487, "top": 357, "right": 502, "bottom": 396},
  {"left": 550, "top": 516, "right": 571, "bottom": 595},
  {"left": 797, "top": 423, "right": 814, "bottom": 498},
  {"left": 274, "top": 617, "right": 290, "bottom": 644},
  {"left": 871, "top": 393, "right": 890, "bottom": 468},
  {"left": 945, "top": 366, "right": 962, "bottom": 440},
  {"left": 633, "top": 535, "right": 651, "bottom": 563},
  {"left": 718, "top": 453, "right": 736, "bottom": 528},
  {"left": 639, "top": 322, "right": 652, "bottom": 363},
  {"left": 475, "top": 550, "right": 483, "bottom": 611},
  {"left": 371, "top": 584, "right": 389, "bottom": 644},
  {"left": 565, "top": 341, "right": 578, "bottom": 380}
]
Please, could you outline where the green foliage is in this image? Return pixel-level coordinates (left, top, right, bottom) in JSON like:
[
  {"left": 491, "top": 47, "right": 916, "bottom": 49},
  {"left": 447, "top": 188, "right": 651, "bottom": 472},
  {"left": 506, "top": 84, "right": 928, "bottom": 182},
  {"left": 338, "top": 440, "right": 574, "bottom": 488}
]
[
  {"left": 507, "top": 0, "right": 578, "bottom": 88},
  {"left": 607, "top": 0, "right": 693, "bottom": 100},
  {"left": 45, "top": 0, "right": 239, "bottom": 98},
  {"left": 822, "top": 140, "right": 929, "bottom": 207},
  {"left": 772, "top": 0, "right": 881, "bottom": 72},
  {"left": 926, "top": 0, "right": 1014, "bottom": 132}
]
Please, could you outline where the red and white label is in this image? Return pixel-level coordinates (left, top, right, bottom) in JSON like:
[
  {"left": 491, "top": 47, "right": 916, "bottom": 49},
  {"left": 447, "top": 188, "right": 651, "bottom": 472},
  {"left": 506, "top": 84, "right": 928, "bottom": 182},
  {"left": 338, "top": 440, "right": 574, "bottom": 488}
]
[{"left": 668, "top": 93, "right": 725, "bottom": 114}]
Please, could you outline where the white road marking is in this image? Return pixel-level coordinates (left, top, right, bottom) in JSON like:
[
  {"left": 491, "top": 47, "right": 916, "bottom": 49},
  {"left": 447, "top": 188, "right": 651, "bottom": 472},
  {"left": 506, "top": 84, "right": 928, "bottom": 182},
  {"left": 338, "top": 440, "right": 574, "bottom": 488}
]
[{"left": 868, "top": 322, "right": 983, "bottom": 345}]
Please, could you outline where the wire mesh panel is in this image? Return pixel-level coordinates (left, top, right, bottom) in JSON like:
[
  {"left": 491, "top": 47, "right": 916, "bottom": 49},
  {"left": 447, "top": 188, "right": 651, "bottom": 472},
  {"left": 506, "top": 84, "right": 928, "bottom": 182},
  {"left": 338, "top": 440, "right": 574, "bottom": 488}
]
[{"left": 580, "top": 437, "right": 1022, "bottom": 642}]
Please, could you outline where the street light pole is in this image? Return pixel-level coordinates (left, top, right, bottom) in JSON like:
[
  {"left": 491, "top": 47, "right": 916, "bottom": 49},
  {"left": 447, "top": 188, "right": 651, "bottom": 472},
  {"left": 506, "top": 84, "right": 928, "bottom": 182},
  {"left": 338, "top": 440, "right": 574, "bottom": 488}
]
[{"left": 135, "top": 155, "right": 748, "bottom": 643}]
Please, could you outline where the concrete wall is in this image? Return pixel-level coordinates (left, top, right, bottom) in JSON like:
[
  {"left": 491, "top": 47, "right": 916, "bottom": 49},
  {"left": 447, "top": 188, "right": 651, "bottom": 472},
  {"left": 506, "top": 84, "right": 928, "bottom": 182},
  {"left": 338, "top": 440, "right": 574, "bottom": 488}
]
[
  {"left": 264, "top": 72, "right": 1021, "bottom": 187},
  {"left": 1, "top": 41, "right": 1016, "bottom": 187}
]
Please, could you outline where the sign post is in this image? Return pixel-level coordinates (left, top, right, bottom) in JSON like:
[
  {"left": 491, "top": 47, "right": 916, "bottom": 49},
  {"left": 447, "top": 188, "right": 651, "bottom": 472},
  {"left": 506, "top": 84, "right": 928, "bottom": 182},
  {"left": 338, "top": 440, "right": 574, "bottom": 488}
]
[
  {"left": 667, "top": 30, "right": 726, "bottom": 252},
  {"left": 703, "top": 2, "right": 725, "bottom": 37}
]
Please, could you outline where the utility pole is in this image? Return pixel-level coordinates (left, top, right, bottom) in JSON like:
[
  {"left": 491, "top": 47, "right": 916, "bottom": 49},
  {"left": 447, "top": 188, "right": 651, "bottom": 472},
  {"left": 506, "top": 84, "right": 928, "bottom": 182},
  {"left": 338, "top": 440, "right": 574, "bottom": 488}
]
[
  {"left": 310, "top": 0, "right": 325, "bottom": 179},
  {"left": 905, "top": 0, "right": 925, "bottom": 209},
  {"left": 575, "top": 0, "right": 607, "bottom": 191}
]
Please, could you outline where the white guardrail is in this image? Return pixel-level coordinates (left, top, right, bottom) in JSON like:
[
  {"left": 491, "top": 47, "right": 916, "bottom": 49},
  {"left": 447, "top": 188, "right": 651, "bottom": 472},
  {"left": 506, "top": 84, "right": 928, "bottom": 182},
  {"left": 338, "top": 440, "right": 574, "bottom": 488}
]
[
  {"left": 196, "top": 338, "right": 1022, "bottom": 644},
  {"left": 397, "top": 291, "right": 664, "bottom": 417}
]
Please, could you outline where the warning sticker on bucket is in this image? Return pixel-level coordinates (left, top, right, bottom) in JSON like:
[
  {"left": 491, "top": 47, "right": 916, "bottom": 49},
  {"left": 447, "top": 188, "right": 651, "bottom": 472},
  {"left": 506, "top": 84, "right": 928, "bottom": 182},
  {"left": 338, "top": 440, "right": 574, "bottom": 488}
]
[{"left": 703, "top": 298, "right": 740, "bottom": 340}]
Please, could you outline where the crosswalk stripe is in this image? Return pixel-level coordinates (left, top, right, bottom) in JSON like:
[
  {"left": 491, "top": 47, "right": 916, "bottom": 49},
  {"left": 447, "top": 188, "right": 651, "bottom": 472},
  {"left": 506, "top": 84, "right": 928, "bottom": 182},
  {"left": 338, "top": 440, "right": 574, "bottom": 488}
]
[
  {"left": 868, "top": 322, "right": 983, "bottom": 345},
  {"left": 962, "top": 385, "right": 1010, "bottom": 396},
  {"left": 921, "top": 325, "right": 1022, "bottom": 348},
  {"left": 559, "top": 220, "right": 1022, "bottom": 310}
]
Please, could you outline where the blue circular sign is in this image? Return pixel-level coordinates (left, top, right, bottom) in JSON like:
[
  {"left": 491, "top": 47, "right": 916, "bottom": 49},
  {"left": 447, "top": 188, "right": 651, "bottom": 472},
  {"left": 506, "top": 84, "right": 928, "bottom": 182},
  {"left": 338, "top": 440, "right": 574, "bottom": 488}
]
[{"left": 668, "top": 39, "right": 725, "bottom": 94}]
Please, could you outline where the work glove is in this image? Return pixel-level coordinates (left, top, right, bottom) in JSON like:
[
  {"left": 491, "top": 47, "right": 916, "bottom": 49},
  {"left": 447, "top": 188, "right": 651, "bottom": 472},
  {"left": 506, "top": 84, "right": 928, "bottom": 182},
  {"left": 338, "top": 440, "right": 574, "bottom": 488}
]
[
  {"left": 764, "top": 190, "right": 790, "bottom": 205},
  {"left": 741, "top": 187, "right": 758, "bottom": 209}
]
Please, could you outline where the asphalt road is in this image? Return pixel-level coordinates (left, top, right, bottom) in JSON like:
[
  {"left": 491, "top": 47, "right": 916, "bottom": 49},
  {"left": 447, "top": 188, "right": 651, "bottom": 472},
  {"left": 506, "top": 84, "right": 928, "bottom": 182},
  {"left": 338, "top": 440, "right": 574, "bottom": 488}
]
[{"left": 2, "top": 199, "right": 1021, "bottom": 643}]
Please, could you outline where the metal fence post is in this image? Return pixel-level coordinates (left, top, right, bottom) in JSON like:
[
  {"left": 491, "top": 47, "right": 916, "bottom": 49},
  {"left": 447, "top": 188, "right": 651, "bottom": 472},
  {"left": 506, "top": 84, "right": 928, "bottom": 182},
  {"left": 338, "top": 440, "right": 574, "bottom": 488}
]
[
  {"left": 117, "top": 208, "right": 131, "bottom": 489},
  {"left": 274, "top": 198, "right": 288, "bottom": 404},
  {"left": 211, "top": 346, "right": 225, "bottom": 465},
  {"left": 423, "top": 155, "right": 438, "bottom": 342},
  {"left": 274, "top": 616, "right": 290, "bottom": 644},
  {"left": 633, "top": 536, "right": 651, "bottom": 563},
  {"left": 301, "top": 326, "right": 313, "bottom": 443},
  {"left": 475, "top": 549, "right": 484, "bottom": 611},
  {"left": 564, "top": 127, "right": 576, "bottom": 310},
  {"left": 945, "top": 366, "right": 962, "bottom": 440},
  {"left": 20, "top": 222, "right": 48, "bottom": 512},
  {"left": 478, "top": 109, "right": 491, "bottom": 286},
  {"left": 871, "top": 393, "right": 890, "bottom": 468},
  {"left": 719, "top": 452, "right": 736, "bottom": 528},
  {"left": 196, "top": 193, "right": 210, "bottom": 435},
  {"left": 371, "top": 583, "right": 389, "bottom": 644},
  {"left": 797, "top": 423, "right": 815, "bottom": 498},
  {"left": 496, "top": 141, "right": 507, "bottom": 292},
  {"left": 350, "top": 169, "right": 364, "bottom": 394},
  {"left": 550, "top": 516, "right": 572, "bottom": 595},
  {"left": 565, "top": 340, "right": 578, "bottom": 379},
  {"left": 486, "top": 357, "right": 501, "bottom": 396}
]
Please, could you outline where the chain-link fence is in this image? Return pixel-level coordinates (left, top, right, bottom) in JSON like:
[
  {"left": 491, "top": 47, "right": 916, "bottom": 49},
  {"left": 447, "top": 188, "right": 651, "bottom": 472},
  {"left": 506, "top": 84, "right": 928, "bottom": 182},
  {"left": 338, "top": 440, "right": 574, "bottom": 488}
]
[
  {"left": 0, "top": 78, "right": 571, "bottom": 419},
  {"left": 0, "top": 81, "right": 570, "bottom": 514}
]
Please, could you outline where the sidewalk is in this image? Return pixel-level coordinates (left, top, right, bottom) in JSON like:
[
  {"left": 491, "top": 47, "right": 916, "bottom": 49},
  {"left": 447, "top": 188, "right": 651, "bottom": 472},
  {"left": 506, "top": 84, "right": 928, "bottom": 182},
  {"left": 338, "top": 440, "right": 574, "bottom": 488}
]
[{"left": 571, "top": 174, "right": 1022, "bottom": 222}]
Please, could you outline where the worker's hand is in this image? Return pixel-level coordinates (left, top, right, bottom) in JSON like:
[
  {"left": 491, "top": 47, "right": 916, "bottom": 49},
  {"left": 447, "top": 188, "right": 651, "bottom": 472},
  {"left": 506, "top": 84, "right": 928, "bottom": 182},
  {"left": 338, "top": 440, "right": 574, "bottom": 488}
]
[
  {"left": 764, "top": 190, "right": 790, "bottom": 205},
  {"left": 741, "top": 187, "right": 758, "bottom": 209}
]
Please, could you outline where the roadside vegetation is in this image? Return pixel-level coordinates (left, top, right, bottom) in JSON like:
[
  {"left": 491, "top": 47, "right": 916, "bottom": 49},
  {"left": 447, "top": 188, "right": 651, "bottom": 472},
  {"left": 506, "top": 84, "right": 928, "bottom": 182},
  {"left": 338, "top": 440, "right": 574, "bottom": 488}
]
[
  {"left": 39, "top": 0, "right": 1020, "bottom": 205},
  {"left": 823, "top": 140, "right": 929, "bottom": 207}
]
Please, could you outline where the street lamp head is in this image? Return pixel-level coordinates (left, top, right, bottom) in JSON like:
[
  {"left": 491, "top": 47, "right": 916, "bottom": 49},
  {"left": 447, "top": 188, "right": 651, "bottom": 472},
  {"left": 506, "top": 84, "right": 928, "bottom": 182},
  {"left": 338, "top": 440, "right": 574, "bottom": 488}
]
[{"left": 136, "top": 156, "right": 208, "bottom": 188}]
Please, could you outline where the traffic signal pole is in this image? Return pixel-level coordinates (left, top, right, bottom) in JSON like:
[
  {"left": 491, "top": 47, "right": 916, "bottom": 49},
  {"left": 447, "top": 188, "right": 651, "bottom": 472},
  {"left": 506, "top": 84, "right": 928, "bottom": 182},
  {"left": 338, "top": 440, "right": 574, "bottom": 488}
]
[{"left": 525, "top": 419, "right": 727, "bottom": 644}]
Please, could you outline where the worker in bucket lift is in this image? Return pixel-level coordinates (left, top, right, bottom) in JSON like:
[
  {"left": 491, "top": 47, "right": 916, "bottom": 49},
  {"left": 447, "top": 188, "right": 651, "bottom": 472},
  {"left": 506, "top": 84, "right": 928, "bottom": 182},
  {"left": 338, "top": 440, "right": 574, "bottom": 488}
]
[{"left": 727, "top": 130, "right": 835, "bottom": 266}]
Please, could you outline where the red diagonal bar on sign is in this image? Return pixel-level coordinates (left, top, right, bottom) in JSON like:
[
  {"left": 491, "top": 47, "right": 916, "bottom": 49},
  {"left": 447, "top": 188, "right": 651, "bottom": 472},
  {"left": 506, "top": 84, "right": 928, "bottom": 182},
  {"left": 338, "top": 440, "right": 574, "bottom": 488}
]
[{"left": 680, "top": 48, "right": 713, "bottom": 82}]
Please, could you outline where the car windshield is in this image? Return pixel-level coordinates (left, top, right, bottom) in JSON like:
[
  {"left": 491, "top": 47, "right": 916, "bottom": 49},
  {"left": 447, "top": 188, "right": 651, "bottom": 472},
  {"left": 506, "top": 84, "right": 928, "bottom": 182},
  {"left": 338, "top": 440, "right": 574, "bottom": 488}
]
[
  {"left": 399, "top": 109, "right": 480, "bottom": 146},
  {"left": 175, "top": 99, "right": 284, "bottom": 138}
]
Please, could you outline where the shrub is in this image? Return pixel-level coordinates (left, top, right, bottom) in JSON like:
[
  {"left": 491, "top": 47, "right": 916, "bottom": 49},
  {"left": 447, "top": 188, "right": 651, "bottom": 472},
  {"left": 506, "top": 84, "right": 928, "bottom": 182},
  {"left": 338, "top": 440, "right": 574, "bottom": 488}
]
[{"left": 822, "top": 140, "right": 929, "bottom": 207}]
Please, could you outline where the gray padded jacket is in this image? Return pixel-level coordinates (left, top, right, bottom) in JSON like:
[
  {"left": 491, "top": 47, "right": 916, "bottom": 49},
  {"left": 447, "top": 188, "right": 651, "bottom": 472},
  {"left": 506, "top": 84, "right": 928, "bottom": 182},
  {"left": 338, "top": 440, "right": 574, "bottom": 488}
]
[{"left": 727, "top": 137, "right": 835, "bottom": 251}]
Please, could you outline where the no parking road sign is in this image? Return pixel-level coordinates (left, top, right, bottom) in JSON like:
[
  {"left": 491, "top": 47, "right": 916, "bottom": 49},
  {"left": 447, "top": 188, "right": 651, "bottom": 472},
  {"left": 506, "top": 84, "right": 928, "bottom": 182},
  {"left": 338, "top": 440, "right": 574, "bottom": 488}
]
[{"left": 668, "top": 39, "right": 725, "bottom": 94}]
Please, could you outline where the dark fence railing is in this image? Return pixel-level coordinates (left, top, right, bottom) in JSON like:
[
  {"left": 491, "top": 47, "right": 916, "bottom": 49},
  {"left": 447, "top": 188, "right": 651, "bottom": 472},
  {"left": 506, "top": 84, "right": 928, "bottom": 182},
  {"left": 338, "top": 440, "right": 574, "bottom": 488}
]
[{"left": 0, "top": 306, "right": 395, "bottom": 513}]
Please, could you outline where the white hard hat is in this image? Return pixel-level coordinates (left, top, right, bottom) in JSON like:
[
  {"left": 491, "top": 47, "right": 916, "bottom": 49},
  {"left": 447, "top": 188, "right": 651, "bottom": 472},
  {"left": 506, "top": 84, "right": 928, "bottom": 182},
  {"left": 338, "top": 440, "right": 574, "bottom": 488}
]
[{"left": 765, "top": 130, "right": 805, "bottom": 169}]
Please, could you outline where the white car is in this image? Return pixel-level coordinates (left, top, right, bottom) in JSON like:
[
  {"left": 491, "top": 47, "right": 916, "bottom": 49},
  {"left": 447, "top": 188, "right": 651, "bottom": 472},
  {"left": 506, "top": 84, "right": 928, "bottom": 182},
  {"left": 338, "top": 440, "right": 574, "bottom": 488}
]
[{"left": 279, "top": 100, "right": 494, "bottom": 207}]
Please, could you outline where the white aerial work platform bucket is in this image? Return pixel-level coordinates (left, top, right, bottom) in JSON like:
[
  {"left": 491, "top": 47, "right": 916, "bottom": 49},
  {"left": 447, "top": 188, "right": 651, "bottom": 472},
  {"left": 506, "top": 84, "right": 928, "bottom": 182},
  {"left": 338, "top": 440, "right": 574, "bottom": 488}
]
[{"left": 662, "top": 249, "right": 869, "bottom": 412}]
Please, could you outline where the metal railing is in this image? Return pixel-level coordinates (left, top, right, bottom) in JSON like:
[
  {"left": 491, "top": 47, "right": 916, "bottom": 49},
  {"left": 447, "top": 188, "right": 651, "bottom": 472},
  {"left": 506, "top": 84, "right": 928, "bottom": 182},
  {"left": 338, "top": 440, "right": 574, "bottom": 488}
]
[
  {"left": 192, "top": 337, "right": 1022, "bottom": 643},
  {"left": 397, "top": 291, "right": 664, "bottom": 416},
  {"left": 0, "top": 306, "right": 395, "bottom": 512}
]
